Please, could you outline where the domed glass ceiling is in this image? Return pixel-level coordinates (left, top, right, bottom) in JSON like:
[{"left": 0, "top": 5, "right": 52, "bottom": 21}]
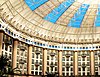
[{"left": 25, "top": 0, "right": 100, "bottom": 28}]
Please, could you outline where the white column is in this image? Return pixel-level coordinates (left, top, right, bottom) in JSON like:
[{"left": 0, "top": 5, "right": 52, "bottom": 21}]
[
  {"left": 12, "top": 39, "right": 18, "bottom": 69},
  {"left": 27, "top": 45, "right": 32, "bottom": 75},
  {"left": 42, "top": 48, "right": 47, "bottom": 75},
  {"left": 74, "top": 51, "right": 78, "bottom": 76},
  {"left": 90, "top": 51, "right": 95, "bottom": 75},
  {"left": 0, "top": 31, "right": 3, "bottom": 55},
  {"left": 58, "top": 50, "right": 62, "bottom": 76}
]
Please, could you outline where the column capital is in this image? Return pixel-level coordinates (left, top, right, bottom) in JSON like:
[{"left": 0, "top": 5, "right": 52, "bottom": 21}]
[
  {"left": 13, "top": 38, "right": 19, "bottom": 41},
  {"left": 58, "top": 50, "right": 63, "bottom": 52},
  {"left": 28, "top": 44, "right": 33, "bottom": 47},
  {"left": 90, "top": 50, "right": 94, "bottom": 52}
]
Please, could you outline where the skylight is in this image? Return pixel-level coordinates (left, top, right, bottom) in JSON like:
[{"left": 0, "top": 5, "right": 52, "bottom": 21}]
[
  {"left": 68, "top": 4, "right": 89, "bottom": 28},
  {"left": 25, "top": 0, "right": 48, "bottom": 11},
  {"left": 44, "top": 0, "right": 75, "bottom": 23}
]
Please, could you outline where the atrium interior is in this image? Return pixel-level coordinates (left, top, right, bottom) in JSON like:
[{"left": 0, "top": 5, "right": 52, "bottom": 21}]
[{"left": 1, "top": 0, "right": 100, "bottom": 76}]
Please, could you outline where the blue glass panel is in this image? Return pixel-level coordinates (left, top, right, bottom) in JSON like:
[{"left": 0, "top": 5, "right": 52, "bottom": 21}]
[
  {"left": 95, "top": 5, "right": 100, "bottom": 27},
  {"left": 44, "top": 0, "right": 75, "bottom": 23},
  {"left": 25, "top": 0, "right": 48, "bottom": 11},
  {"left": 68, "top": 4, "right": 89, "bottom": 28}
]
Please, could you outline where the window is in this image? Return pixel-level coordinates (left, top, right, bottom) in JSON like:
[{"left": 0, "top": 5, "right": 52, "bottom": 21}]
[
  {"left": 82, "top": 58, "right": 85, "bottom": 61},
  {"left": 62, "top": 57, "right": 65, "bottom": 61},
  {"left": 71, "top": 57, "right": 73, "bottom": 61},
  {"left": 5, "top": 45, "right": 8, "bottom": 51},
  {"left": 47, "top": 67, "right": 49, "bottom": 71},
  {"left": 32, "top": 65, "right": 34, "bottom": 70},
  {"left": 83, "top": 68, "right": 85, "bottom": 71},
  {"left": 55, "top": 67, "right": 57, "bottom": 71},
  {"left": 32, "top": 53, "right": 34, "bottom": 58},
  {"left": 47, "top": 61, "right": 49, "bottom": 65},
  {"left": 71, "top": 68, "right": 73, "bottom": 71},
  {"left": 62, "top": 67, "right": 65, "bottom": 71},
  {"left": 83, "top": 73, "right": 85, "bottom": 75},
  {"left": 96, "top": 72, "right": 98, "bottom": 75},
  {"left": 78, "top": 68, "right": 81, "bottom": 71},
  {"left": 35, "top": 67, "right": 38, "bottom": 70},
  {"left": 31, "top": 71, "right": 34, "bottom": 74},
  {"left": 40, "top": 55, "right": 42, "bottom": 59},
  {"left": 67, "top": 68, "right": 69, "bottom": 71},
  {"left": 62, "top": 62, "right": 65, "bottom": 66},
  {"left": 39, "top": 72, "right": 42, "bottom": 75},
  {"left": 87, "top": 72, "right": 90, "bottom": 75},
  {"left": 35, "top": 72, "right": 38, "bottom": 75},
  {"left": 32, "top": 59, "right": 34, "bottom": 64},
  {"left": 47, "top": 56, "right": 49, "bottom": 60},
  {"left": 9, "top": 54, "right": 11, "bottom": 59},
  {"left": 5, "top": 52, "right": 7, "bottom": 57},
  {"left": 40, "top": 66, "right": 42, "bottom": 70}
]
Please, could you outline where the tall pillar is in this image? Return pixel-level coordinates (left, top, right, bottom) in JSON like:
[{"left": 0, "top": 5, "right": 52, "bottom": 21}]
[
  {"left": 58, "top": 50, "right": 62, "bottom": 76},
  {"left": 74, "top": 51, "right": 78, "bottom": 76},
  {"left": 12, "top": 39, "right": 18, "bottom": 69},
  {"left": 0, "top": 31, "right": 3, "bottom": 55},
  {"left": 27, "top": 45, "right": 32, "bottom": 75},
  {"left": 42, "top": 48, "right": 47, "bottom": 75},
  {"left": 90, "top": 51, "right": 95, "bottom": 75}
]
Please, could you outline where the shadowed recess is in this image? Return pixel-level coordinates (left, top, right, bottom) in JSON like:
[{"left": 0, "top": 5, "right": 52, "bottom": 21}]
[
  {"left": 44, "top": 0, "right": 75, "bottom": 23},
  {"left": 25, "top": 0, "right": 48, "bottom": 11},
  {"left": 68, "top": 4, "right": 89, "bottom": 28}
]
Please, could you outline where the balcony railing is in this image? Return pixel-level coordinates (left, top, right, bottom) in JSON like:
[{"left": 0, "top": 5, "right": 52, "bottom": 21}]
[{"left": 20, "top": 46, "right": 26, "bottom": 51}]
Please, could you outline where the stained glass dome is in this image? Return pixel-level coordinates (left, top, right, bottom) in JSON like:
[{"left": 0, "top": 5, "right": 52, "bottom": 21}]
[{"left": 1, "top": 0, "right": 100, "bottom": 44}]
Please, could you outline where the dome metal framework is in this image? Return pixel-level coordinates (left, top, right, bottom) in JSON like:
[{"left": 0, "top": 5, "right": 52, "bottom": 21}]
[{"left": 0, "top": 0, "right": 100, "bottom": 44}]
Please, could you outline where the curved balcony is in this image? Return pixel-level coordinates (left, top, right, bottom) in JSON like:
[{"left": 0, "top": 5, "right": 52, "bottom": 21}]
[
  {"left": 50, "top": 52, "right": 55, "bottom": 57},
  {"left": 35, "top": 50, "right": 40, "bottom": 55},
  {"left": 19, "top": 59, "right": 26, "bottom": 64},
  {"left": 20, "top": 45, "right": 26, "bottom": 51},
  {"left": 65, "top": 54, "right": 71, "bottom": 58},
  {"left": 81, "top": 54, "right": 87, "bottom": 58}
]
